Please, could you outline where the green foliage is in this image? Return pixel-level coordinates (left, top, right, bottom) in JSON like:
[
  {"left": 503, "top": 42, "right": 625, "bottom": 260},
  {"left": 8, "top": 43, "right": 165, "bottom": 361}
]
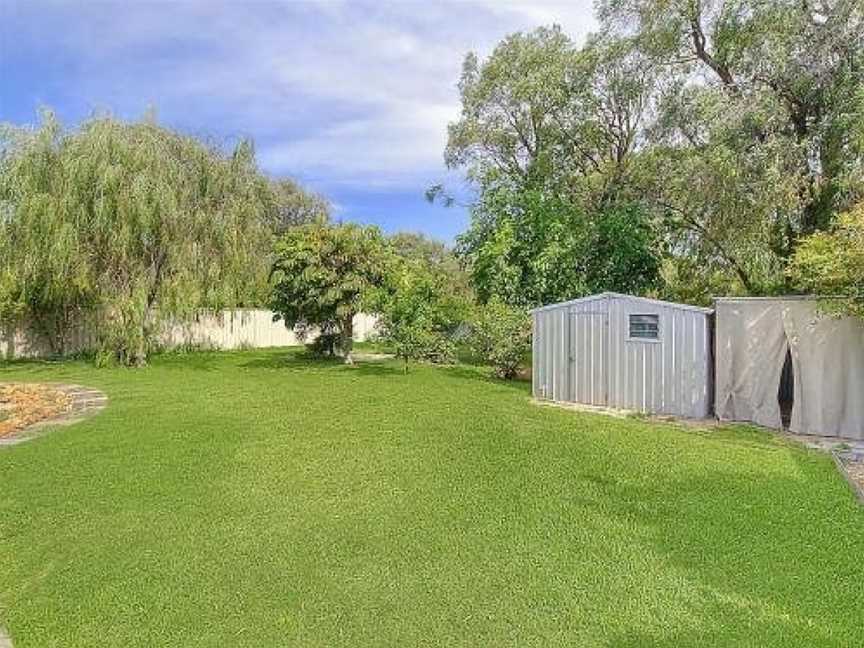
[
  {"left": 790, "top": 203, "right": 864, "bottom": 317},
  {"left": 269, "top": 222, "right": 392, "bottom": 363},
  {"left": 388, "top": 231, "right": 473, "bottom": 301},
  {"left": 585, "top": 204, "right": 661, "bottom": 295},
  {"left": 269, "top": 177, "right": 330, "bottom": 234},
  {"left": 373, "top": 258, "right": 469, "bottom": 371},
  {"left": 458, "top": 187, "right": 660, "bottom": 306},
  {"left": 445, "top": 2, "right": 864, "bottom": 303},
  {"left": 468, "top": 298, "right": 531, "bottom": 379},
  {"left": 0, "top": 111, "right": 274, "bottom": 365}
]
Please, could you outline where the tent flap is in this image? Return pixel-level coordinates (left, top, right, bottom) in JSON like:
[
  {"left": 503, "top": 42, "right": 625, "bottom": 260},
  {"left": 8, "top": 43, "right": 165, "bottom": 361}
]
[{"left": 715, "top": 299, "right": 864, "bottom": 440}]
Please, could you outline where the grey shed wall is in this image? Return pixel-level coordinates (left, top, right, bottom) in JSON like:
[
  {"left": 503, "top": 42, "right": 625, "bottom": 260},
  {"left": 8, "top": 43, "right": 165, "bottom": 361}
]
[{"left": 532, "top": 293, "right": 712, "bottom": 418}]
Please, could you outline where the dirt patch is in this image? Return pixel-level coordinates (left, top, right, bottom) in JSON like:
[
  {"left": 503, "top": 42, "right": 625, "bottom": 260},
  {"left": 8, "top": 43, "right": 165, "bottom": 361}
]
[{"left": 0, "top": 384, "right": 72, "bottom": 438}]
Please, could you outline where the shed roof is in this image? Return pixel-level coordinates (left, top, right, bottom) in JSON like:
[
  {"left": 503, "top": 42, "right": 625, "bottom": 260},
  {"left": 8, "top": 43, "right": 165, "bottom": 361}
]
[{"left": 530, "top": 292, "right": 713, "bottom": 315}]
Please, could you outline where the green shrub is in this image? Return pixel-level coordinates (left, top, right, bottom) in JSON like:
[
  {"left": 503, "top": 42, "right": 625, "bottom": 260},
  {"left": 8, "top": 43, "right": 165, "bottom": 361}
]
[
  {"left": 373, "top": 268, "right": 464, "bottom": 371},
  {"left": 469, "top": 298, "right": 531, "bottom": 379}
]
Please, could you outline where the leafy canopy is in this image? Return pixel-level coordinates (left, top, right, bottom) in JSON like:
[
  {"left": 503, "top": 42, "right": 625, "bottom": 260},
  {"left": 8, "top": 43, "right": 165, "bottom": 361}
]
[
  {"left": 373, "top": 236, "right": 472, "bottom": 371},
  {"left": 0, "top": 111, "right": 274, "bottom": 365},
  {"left": 790, "top": 202, "right": 864, "bottom": 317},
  {"left": 446, "top": 28, "right": 662, "bottom": 306},
  {"left": 444, "top": 1, "right": 864, "bottom": 304},
  {"left": 468, "top": 298, "right": 532, "bottom": 380},
  {"left": 269, "top": 222, "right": 392, "bottom": 363},
  {"left": 270, "top": 177, "right": 330, "bottom": 234}
]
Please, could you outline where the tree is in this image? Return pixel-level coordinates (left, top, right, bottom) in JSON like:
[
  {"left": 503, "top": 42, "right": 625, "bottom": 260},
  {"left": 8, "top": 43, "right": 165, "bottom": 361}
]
[
  {"left": 790, "top": 202, "right": 864, "bottom": 317},
  {"left": 445, "top": 28, "right": 663, "bottom": 306},
  {"left": 269, "top": 178, "right": 330, "bottom": 234},
  {"left": 372, "top": 250, "right": 471, "bottom": 371},
  {"left": 269, "top": 222, "right": 392, "bottom": 364},
  {"left": 468, "top": 298, "right": 531, "bottom": 379},
  {"left": 444, "top": 3, "right": 863, "bottom": 304},
  {"left": 456, "top": 186, "right": 660, "bottom": 306},
  {"left": 0, "top": 111, "right": 273, "bottom": 365},
  {"left": 598, "top": 0, "right": 864, "bottom": 291},
  {"left": 389, "top": 232, "right": 473, "bottom": 300},
  {"left": 373, "top": 271, "right": 456, "bottom": 372}
]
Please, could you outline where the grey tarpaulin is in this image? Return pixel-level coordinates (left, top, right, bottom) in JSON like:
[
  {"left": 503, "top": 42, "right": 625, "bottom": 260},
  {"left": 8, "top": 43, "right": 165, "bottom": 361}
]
[{"left": 715, "top": 298, "right": 864, "bottom": 440}]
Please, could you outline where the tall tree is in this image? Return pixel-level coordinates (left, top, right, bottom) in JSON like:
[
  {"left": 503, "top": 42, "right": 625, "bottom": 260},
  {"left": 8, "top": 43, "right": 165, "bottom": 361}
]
[
  {"left": 599, "top": 0, "right": 864, "bottom": 292},
  {"left": 445, "top": 3, "right": 863, "bottom": 303},
  {"left": 269, "top": 178, "right": 330, "bottom": 234},
  {"left": 269, "top": 222, "right": 392, "bottom": 364},
  {"left": 0, "top": 111, "right": 274, "bottom": 364},
  {"left": 389, "top": 232, "right": 473, "bottom": 300},
  {"left": 445, "top": 28, "right": 661, "bottom": 305}
]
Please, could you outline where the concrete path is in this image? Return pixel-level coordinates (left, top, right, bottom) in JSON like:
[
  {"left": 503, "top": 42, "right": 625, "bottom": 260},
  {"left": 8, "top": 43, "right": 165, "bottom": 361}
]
[{"left": 0, "top": 625, "right": 12, "bottom": 648}]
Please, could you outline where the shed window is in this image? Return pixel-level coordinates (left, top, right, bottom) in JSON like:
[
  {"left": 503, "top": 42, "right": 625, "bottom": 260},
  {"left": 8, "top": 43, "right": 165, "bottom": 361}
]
[{"left": 629, "top": 314, "right": 659, "bottom": 340}]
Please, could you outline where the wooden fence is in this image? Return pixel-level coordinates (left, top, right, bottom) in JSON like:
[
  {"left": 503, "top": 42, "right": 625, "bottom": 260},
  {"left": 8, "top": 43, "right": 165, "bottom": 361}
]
[{"left": 1, "top": 310, "right": 379, "bottom": 360}]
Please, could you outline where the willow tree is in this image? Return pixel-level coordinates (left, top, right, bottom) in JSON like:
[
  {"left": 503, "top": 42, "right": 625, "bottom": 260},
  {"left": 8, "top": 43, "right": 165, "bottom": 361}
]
[{"left": 0, "top": 111, "right": 274, "bottom": 365}]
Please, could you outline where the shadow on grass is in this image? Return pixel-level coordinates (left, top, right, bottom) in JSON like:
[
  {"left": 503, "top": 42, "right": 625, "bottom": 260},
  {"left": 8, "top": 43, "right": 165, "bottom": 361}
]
[
  {"left": 0, "top": 357, "right": 89, "bottom": 376},
  {"left": 236, "top": 350, "right": 535, "bottom": 392},
  {"left": 237, "top": 349, "right": 402, "bottom": 375},
  {"left": 2, "top": 348, "right": 535, "bottom": 397},
  {"left": 565, "top": 448, "right": 864, "bottom": 644},
  {"left": 439, "top": 364, "right": 533, "bottom": 394}
]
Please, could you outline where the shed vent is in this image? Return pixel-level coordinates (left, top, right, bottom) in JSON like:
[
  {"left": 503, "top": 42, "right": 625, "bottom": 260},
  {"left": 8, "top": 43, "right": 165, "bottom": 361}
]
[{"left": 629, "top": 314, "right": 659, "bottom": 340}]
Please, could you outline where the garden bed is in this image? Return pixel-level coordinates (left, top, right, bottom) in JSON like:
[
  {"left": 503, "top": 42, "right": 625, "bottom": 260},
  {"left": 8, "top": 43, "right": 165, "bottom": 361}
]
[{"left": 0, "top": 384, "right": 72, "bottom": 438}]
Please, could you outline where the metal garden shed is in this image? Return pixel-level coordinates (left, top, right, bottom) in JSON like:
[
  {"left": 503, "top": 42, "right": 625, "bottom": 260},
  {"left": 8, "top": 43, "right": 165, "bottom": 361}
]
[{"left": 532, "top": 292, "right": 713, "bottom": 418}]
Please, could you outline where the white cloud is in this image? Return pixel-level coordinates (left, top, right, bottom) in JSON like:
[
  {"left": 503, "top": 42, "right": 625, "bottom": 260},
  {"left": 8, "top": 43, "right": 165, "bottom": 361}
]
[{"left": 10, "top": 0, "right": 597, "bottom": 194}]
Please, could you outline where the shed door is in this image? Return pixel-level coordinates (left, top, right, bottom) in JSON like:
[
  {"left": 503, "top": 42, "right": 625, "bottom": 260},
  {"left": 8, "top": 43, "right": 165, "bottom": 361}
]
[{"left": 568, "top": 310, "right": 609, "bottom": 406}]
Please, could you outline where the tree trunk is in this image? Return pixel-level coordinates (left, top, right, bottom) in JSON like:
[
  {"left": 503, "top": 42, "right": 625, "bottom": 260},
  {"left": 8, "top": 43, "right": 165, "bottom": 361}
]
[{"left": 341, "top": 314, "right": 354, "bottom": 365}]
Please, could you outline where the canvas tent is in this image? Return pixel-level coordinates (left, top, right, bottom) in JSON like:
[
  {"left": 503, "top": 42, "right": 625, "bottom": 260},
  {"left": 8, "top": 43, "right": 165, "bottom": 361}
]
[{"left": 715, "top": 298, "right": 864, "bottom": 440}]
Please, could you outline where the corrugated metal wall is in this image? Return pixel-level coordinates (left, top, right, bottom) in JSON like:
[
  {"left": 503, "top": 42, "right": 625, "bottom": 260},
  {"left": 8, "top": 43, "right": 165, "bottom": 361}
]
[{"left": 533, "top": 293, "right": 712, "bottom": 418}]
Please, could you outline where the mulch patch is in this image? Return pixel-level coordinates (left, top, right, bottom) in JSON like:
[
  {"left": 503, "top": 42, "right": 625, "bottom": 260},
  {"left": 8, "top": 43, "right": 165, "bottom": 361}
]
[{"left": 0, "top": 384, "right": 73, "bottom": 438}]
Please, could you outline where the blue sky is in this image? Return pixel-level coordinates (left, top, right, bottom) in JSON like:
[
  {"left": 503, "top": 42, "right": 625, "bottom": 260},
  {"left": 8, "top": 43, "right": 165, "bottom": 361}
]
[{"left": 0, "top": 0, "right": 595, "bottom": 242}]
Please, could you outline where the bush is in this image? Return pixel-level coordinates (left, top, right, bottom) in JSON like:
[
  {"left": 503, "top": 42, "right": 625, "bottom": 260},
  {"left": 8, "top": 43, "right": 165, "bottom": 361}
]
[
  {"left": 469, "top": 298, "right": 531, "bottom": 379},
  {"left": 373, "top": 266, "right": 465, "bottom": 371},
  {"left": 790, "top": 202, "right": 864, "bottom": 317}
]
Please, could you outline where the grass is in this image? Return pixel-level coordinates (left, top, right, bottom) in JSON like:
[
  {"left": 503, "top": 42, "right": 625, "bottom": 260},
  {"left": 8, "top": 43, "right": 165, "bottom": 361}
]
[{"left": 0, "top": 348, "right": 862, "bottom": 647}]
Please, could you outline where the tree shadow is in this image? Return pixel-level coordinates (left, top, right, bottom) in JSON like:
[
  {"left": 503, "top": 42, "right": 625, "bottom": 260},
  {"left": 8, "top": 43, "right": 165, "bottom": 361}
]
[
  {"left": 237, "top": 349, "right": 406, "bottom": 376},
  {"left": 438, "top": 364, "right": 533, "bottom": 394},
  {"left": 0, "top": 357, "right": 87, "bottom": 376}
]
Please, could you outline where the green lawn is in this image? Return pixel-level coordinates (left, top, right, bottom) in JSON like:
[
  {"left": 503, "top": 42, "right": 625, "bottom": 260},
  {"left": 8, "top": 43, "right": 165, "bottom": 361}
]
[{"left": 1, "top": 349, "right": 862, "bottom": 647}]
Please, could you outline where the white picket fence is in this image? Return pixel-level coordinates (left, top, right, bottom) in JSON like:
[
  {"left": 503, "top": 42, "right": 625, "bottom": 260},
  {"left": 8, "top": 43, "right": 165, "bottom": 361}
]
[{"left": 1, "top": 310, "right": 379, "bottom": 360}]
